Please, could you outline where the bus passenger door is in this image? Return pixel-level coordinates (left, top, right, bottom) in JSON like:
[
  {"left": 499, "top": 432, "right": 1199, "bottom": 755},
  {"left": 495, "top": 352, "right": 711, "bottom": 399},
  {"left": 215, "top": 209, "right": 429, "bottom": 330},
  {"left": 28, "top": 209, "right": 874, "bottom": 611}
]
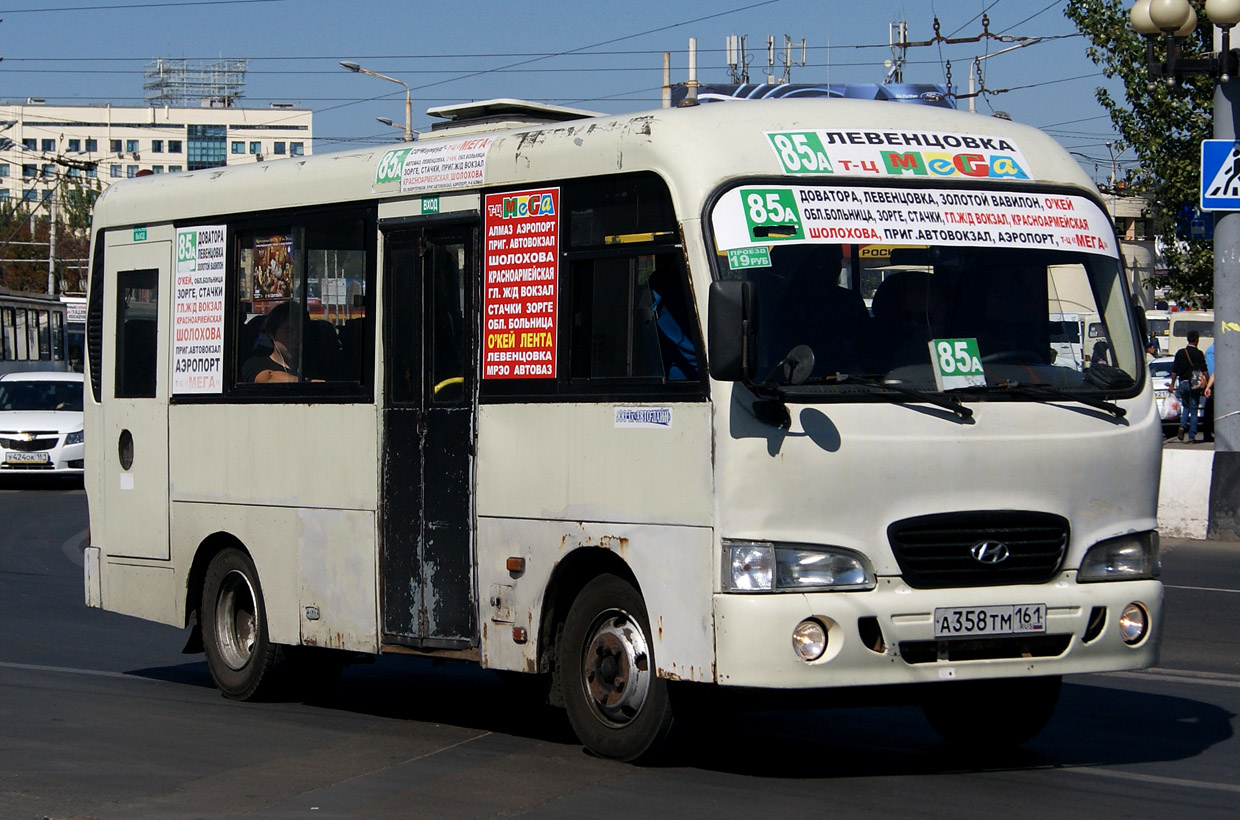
[
  {"left": 381, "top": 223, "right": 477, "bottom": 648},
  {"left": 100, "top": 238, "right": 171, "bottom": 561}
]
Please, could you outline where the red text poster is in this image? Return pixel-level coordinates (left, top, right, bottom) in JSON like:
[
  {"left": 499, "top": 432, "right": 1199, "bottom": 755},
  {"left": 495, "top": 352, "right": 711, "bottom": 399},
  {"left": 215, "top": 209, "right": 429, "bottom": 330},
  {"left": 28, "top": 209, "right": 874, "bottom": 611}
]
[{"left": 482, "top": 187, "right": 559, "bottom": 379}]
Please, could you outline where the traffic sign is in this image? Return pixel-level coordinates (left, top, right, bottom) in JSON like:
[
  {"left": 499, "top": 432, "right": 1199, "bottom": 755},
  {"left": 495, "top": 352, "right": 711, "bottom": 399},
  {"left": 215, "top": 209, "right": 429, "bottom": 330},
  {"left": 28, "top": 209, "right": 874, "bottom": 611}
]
[{"left": 1201, "top": 139, "right": 1240, "bottom": 211}]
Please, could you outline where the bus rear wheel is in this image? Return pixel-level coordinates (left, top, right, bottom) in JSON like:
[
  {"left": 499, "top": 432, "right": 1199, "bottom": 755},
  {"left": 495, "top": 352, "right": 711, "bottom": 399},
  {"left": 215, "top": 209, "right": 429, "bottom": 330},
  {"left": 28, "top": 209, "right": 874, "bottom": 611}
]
[
  {"left": 921, "top": 675, "right": 1062, "bottom": 749},
  {"left": 201, "top": 548, "right": 287, "bottom": 701},
  {"left": 558, "top": 574, "right": 673, "bottom": 762}
]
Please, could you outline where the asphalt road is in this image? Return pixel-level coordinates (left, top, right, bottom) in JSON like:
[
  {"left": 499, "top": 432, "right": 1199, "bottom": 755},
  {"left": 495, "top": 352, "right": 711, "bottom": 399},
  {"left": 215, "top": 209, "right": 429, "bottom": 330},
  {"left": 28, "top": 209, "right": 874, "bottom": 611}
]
[{"left": 2, "top": 478, "right": 1238, "bottom": 820}]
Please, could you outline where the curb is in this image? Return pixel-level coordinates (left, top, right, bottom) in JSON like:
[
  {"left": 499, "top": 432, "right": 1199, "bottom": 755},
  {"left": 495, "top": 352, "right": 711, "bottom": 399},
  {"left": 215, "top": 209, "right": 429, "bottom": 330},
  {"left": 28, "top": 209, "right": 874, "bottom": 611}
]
[{"left": 1159, "top": 447, "right": 1214, "bottom": 539}]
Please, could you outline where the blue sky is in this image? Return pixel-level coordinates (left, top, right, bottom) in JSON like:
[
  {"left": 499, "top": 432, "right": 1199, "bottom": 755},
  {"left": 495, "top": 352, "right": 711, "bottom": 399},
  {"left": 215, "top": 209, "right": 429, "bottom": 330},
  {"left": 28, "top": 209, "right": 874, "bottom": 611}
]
[{"left": 0, "top": 0, "right": 1130, "bottom": 182}]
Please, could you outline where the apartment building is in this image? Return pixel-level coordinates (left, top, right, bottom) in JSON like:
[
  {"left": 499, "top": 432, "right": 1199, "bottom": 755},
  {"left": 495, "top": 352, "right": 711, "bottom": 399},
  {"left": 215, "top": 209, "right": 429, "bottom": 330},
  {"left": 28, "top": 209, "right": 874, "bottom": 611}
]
[{"left": 0, "top": 101, "right": 313, "bottom": 206}]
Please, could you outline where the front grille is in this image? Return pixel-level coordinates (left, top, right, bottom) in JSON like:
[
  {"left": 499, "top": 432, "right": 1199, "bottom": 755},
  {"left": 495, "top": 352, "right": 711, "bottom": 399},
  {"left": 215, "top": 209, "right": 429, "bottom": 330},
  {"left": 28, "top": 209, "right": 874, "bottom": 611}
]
[
  {"left": 0, "top": 435, "right": 58, "bottom": 452},
  {"left": 899, "top": 634, "right": 1071, "bottom": 664},
  {"left": 887, "top": 510, "right": 1068, "bottom": 589}
]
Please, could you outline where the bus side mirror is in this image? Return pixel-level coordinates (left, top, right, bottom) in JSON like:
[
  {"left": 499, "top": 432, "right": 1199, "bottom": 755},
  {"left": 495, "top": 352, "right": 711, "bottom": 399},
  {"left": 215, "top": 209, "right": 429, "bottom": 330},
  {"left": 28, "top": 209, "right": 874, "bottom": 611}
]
[{"left": 708, "top": 279, "right": 757, "bottom": 382}]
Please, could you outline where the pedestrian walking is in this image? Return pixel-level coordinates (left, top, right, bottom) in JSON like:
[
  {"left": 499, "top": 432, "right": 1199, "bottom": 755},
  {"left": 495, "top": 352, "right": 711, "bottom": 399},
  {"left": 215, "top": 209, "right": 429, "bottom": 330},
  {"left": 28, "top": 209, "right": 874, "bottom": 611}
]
[{"left": 1169, "top": 330, "right": 1208, "bottom": 442}]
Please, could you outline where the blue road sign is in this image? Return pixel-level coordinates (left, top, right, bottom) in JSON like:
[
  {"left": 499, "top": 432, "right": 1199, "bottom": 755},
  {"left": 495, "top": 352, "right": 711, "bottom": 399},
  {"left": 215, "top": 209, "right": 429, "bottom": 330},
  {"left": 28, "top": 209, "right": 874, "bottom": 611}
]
[{"left": 1202, "top": 139, "right": 1240, "bottom": 211}]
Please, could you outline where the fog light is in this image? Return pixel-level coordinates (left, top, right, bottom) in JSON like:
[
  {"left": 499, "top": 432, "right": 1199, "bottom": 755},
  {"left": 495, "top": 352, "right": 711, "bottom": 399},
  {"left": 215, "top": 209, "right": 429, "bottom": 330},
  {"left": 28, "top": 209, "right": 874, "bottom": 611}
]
[
  {"left": 792, "top": 619, "right": 827, "bottom": 662},
  {"left": 1118, "top": 602, "right": 1149, "bottom": 645}
]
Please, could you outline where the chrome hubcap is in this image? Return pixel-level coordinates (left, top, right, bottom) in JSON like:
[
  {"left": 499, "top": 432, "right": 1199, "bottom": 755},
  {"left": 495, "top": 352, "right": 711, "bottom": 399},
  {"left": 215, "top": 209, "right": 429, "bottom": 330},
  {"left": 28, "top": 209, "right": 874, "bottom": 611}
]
[
  {"left": 582, "top": 608, "right": 651, "bottom": 727},
  {"left": 215, "top": 569, "right": 258, "bottom": 671}
]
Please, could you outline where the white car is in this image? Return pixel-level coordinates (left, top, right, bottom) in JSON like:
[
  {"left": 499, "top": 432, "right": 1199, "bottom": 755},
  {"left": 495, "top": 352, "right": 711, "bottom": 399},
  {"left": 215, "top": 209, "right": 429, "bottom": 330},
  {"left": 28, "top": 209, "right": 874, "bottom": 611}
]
[
  {"left": 1149, "top": 356, "right": 1182, "bottom": 433},
  {"left": 0, "top": 372, "right": 85, "bottom": 475}
]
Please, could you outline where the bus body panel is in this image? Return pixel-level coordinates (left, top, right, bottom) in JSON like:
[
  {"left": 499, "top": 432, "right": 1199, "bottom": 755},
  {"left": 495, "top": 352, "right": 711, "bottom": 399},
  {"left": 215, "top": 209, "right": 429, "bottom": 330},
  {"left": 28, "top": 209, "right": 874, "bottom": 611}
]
[
  {"left": 95, "top": 232, "right": 173, "bottom": 562},
  {"left": 713, "top": 578, "right": 1162, "bottom": 688},
  {"left": 474, "top": 402, "right": 715, "bottom": 678},
  {"left": 475, "top": 516, "right": 715, "bottom": 681},
  {"left": 100, "top": 561, "right": 178, "bottom": 625},
  {"left": 474, "top": 402, "right": 713, "bottom": 526},
  {"left": 167, "top": 403, "right": 379, "bottom": 511},
  {"left": 166, "top": 501, "right": 342, "bottom": 648},
  {"left": 89, "top": 101, "right": 1099, "bottom": 242},
  {"left": 715, "top": 385, "right": 1162, "bottom": 564}
]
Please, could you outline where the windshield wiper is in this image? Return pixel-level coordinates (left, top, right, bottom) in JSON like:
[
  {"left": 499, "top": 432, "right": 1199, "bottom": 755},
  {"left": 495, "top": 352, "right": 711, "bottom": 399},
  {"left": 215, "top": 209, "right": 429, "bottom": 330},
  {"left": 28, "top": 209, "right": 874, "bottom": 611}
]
[
  {"left": 837, "top": 374, "right": 973, "bottom": 420},
  {"left": 947, "top": 382, "right": 1126, "bottom": 419}
]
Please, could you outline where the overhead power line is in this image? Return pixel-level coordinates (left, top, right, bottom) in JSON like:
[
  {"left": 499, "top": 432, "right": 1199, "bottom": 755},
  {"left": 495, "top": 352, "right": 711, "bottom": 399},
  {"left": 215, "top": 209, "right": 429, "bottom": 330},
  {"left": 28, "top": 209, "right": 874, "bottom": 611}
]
[{"left": 0, "top": 0, "right": 290, "bottom": 12}]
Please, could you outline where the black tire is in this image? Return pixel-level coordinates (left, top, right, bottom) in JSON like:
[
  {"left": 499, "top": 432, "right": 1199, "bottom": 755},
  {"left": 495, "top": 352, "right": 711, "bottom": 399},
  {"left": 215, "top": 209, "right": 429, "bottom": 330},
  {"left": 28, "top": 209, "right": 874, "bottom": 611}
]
[
  {"left": 201, "top": 548, "right": 287, "bottom": 701},
  {"left": 558, "top": 574, "right": 674, "bottom": 762},
  {"left": 921, "top": 675, "right": 1062, "bottom": 749}
]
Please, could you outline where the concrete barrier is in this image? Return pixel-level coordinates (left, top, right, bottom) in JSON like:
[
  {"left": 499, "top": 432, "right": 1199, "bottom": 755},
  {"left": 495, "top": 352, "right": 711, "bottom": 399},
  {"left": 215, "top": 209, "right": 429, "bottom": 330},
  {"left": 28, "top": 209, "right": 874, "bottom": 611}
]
[{"left": 1158, "top": 448, "right": 1214, "bottom": 539}]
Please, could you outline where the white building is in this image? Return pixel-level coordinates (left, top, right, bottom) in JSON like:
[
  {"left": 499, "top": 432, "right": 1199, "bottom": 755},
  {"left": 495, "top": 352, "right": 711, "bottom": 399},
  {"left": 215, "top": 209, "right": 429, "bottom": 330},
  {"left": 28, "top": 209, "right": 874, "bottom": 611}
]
[{"left": 0, "top": 101, "right": 313, "bottom": 207}]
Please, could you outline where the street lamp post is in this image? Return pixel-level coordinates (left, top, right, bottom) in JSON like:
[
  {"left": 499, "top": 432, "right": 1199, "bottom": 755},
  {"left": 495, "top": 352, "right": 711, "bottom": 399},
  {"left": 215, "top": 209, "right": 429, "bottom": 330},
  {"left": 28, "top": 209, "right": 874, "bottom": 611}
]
[
  {"left": 1129, "top": 0, "right": 1240, "bottom": 538},
  {"left": 339, "top": 61, "right": 414, "bottom": 142}
]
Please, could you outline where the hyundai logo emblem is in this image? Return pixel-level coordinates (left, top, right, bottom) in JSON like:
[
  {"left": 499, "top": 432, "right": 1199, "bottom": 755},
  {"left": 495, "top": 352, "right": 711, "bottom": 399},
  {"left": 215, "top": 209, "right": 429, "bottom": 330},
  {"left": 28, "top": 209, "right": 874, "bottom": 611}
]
[{"left": 970, "top": 541, "right": 1011, "bottom": 565}]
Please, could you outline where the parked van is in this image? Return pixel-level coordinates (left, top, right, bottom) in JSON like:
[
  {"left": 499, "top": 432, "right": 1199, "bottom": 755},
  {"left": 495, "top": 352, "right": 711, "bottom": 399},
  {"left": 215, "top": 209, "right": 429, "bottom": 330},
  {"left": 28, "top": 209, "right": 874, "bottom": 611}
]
[{"left": 1168, "top": 310, "right": 1214, "bottom": 355}]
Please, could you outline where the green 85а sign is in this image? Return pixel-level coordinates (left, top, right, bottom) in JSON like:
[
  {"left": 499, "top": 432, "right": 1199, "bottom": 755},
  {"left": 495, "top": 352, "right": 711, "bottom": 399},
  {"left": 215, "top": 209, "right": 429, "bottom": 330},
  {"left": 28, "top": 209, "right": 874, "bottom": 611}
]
[
  {"left": 742, "top": 188, "right": 804, "bottom": 242},
  {"left": 176, "top": 229, "right": 197, "bottom": 264}
]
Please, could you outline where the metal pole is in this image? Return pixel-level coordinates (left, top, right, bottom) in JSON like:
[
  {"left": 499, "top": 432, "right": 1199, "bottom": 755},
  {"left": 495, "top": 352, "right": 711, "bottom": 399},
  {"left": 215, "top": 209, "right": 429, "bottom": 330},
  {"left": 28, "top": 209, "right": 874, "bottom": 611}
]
[
  {"left": 1209, "top": 68, "right": 1240, "bottom": 537},
  {"left": 47, "top": 195, "right": 57, "bottom": 295},
  {"left": 663, "top": 52, "right": 671, "bottom": 109},
  {"left": 969, "top": 59, "right": 977, "bottom": 114},
  {"left": 403, "top": 89, "right": 412, "bottom": 143}
]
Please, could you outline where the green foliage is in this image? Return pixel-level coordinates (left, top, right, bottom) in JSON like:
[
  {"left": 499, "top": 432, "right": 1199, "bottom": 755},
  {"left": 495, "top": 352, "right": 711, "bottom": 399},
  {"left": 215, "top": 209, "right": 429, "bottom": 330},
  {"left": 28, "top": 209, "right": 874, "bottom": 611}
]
[
  {"left": 60, "top": 178, "right": 101, "bottom": 235},
  {"left": 1065, "top": 0, "right": 1214, "bottom": 306}
]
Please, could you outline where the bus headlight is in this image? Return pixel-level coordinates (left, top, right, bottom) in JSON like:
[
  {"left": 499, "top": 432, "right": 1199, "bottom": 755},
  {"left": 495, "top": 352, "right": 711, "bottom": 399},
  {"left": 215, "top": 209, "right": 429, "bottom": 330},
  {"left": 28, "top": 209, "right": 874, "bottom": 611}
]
[
  {"left": 1078, "top": 532, "right": 1160, "bottom": 583},
  {"left": 1118, "top": 602, "right": 1150, "bottom": 645},
  {"left": 792, "top": 619, "right": 828, "bottom": 661},
  {"left": 725, "top": 541, "right": 875, "bottom": 592}
]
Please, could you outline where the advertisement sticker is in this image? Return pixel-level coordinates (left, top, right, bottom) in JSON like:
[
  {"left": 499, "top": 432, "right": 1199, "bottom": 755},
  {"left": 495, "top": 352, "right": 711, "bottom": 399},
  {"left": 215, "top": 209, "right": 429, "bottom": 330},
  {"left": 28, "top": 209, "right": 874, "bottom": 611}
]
[
  {"left": 173, "top": 225, "right": 227, "bottom": 394},
  {"left": 252, "top": 234, "right": 294, "bottom": 311},
  {"left": 374, "top": 137, "right": 492, "bottom": 194},
  {"left": 482, "top": 188, "right": 559, "bottom": 380},
  {"left": 766, "top": 129, "right": 1031, "bottom": 182},
  {"left": 712, "top": 185, "right": 1118, "bottom": 258}
]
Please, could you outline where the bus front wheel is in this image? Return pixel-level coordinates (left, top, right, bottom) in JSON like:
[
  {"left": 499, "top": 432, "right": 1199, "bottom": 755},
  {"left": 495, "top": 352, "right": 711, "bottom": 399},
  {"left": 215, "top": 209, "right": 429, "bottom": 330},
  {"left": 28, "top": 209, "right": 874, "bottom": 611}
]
[
  {"left": 201, "top": 548, "right": 287, "bottom": 701},
  {"left": 558, "top": 574, "right": 674, "bottom": 762},
  {"left": 921, "top": 675, "right": 1062, "bottom": 749}
]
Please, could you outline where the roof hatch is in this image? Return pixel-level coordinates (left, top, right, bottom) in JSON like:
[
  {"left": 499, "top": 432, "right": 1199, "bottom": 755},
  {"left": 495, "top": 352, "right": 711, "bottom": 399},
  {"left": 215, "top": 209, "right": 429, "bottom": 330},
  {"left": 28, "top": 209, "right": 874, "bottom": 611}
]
[{"left": 423, "top": 98, "right": 601, "bottom": 136}]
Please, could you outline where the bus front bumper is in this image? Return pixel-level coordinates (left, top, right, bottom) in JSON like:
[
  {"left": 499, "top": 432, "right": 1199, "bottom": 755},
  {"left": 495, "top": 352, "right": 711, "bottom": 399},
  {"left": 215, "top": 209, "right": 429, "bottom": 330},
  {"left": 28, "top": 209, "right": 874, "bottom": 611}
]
[{"left": 712, "top": 575, "right": 1162, "bottom": 688}]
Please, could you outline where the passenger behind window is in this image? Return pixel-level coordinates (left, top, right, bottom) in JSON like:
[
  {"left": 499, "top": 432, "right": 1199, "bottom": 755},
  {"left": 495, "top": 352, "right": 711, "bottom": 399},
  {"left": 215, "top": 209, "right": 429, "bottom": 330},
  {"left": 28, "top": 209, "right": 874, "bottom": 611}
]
[
  {"left": 648, "top": 262, "right": 699, "bottom": 381},
  {"left": 242, "top": 301, "right": 310, "bottom": 383}
]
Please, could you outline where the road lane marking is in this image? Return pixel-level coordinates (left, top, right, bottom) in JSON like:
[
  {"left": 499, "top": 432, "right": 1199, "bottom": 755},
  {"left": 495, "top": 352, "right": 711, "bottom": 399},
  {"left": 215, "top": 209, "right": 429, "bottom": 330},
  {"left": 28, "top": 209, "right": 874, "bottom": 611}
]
[
  {"left": 1100, "top": 668, "right": 1240, "bottom": 689},
  {"left": 1066, "top": 766, "right": 1240, "bottom": 794},
  {"left": 62, "top": 526, "right": 89, "bottom": 567},
  {"left": 1165, "top": 584, "right": 1240, "bottom": 594},
  {"left": 0, "top": 660, "right": 142, "bottom": 680}
]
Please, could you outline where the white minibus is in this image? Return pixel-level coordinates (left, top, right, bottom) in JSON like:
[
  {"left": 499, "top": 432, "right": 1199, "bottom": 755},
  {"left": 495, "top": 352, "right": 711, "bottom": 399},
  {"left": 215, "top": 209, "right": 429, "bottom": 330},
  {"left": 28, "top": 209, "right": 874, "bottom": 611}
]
[{"left": 84, "top": 97, "right": 1162, "bottom": 761}]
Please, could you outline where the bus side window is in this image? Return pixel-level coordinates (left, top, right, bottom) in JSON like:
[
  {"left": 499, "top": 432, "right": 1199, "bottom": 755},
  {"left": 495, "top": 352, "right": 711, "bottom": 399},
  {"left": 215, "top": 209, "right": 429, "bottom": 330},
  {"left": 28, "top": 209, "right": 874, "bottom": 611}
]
[
  {"left": 568, "top": 253, "right": 698, "bottom": 382},
  {"left": 231, "top": 208, "right": 373, "bottom": 392},
  {"left": 115, "top": 269, "right": 159, "bottom": 399}
]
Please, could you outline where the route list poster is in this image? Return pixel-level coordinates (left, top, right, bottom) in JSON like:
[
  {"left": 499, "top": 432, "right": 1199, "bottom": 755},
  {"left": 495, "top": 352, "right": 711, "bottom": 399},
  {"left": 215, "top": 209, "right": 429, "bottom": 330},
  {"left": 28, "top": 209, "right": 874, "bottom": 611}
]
[
  {"left": 173, "top": 225, "right": 227, "bottom": 394},
  {"left": 482, "top": 188, "right": 559, "bottom": 380}
]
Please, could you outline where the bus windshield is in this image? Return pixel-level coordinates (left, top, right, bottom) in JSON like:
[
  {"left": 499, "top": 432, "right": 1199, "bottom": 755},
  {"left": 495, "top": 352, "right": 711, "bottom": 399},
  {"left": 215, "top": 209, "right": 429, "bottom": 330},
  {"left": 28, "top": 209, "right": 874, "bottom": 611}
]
[{"left": 710, "top": 184, "right": 1141, "bottom": 396}]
